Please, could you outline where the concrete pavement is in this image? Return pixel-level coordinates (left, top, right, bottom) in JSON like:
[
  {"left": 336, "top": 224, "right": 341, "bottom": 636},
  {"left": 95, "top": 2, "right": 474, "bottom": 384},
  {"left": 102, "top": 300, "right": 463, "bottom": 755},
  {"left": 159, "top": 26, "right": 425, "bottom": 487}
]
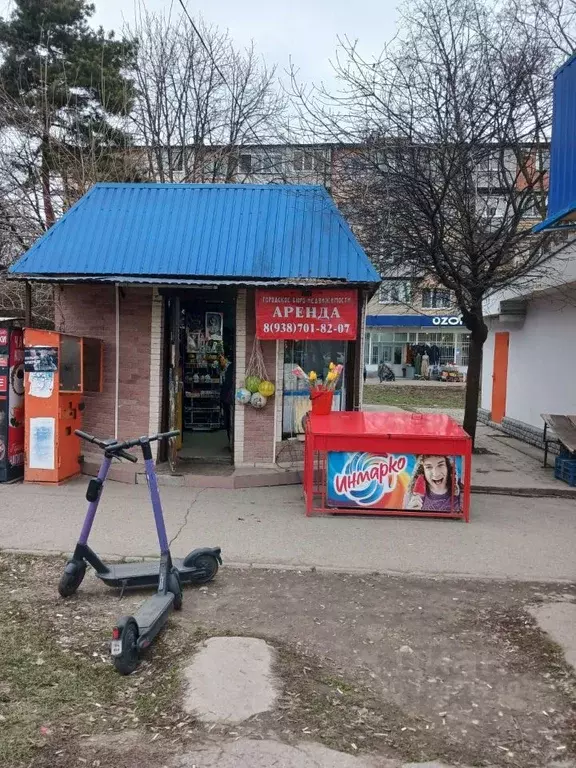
[{"left": 2, "top": 479, "right": 575, "bottom": 581}]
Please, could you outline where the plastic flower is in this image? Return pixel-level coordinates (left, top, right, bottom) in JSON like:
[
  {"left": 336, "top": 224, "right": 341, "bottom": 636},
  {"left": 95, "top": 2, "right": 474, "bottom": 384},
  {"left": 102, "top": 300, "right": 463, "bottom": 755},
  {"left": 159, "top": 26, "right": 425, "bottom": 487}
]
[
  {"left": 292, "top": 366, "right": 307, "bottom": 379},
  {"left": 329, "top": 361, "right": 336, "bottom": 370},
  {"left": 309, "top": 370, "right": 318, "bottom": 382},
  {"left": 326, "top": 371, "right": 337, "bottom": 382}
]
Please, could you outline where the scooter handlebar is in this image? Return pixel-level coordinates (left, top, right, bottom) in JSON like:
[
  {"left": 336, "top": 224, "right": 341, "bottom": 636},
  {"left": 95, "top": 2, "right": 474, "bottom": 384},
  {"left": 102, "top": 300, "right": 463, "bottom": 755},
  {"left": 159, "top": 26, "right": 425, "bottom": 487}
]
[
  {"left": 118, "top": 450, "right": 138, "bottom": 463},
  {"left": 75, "top": 429, "right": 96, "bottom": 443}
]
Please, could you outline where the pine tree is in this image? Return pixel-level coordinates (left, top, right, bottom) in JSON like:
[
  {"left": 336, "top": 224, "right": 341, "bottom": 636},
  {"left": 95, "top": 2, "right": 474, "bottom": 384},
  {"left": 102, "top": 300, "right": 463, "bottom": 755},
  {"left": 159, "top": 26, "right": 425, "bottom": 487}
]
[{"left": 0, "top": 0, "right": 136, "bottom": 226}]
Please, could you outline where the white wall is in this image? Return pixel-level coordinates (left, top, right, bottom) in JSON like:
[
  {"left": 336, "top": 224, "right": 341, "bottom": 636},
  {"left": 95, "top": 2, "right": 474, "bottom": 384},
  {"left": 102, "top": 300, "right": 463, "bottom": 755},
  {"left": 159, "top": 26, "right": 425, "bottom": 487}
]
[
  {"left": 484, "top": 240, "right": 576, "bottom": 318},
  {"left": 482, "top": 290, "right": 576, "bottom": 428}
]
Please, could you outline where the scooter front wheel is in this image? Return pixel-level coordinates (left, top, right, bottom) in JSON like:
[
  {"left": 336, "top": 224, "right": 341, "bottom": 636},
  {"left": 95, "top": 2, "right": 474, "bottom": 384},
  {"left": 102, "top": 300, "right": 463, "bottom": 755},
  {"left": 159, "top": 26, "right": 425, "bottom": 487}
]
[
  {"left": 168, "top": 570, "right": 183, "bottom": 611},
  {"left": 58, "top": 560, "right": 87, "bottom": 598},
  {"left": 112, "top": 618, "right": 139, "bottom": 675}
]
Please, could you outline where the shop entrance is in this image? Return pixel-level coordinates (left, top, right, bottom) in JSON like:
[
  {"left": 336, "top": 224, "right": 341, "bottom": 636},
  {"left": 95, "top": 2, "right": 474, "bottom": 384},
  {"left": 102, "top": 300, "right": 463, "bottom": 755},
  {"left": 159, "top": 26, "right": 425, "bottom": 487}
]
[{"left": 163, "top": 289, "right": 236, "bottom": 468}]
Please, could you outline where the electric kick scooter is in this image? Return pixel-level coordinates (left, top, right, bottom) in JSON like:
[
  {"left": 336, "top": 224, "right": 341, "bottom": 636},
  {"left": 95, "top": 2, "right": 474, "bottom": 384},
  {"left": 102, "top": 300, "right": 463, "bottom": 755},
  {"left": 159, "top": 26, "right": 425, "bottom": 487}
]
[{"left": 58, "top": 429, "right": 222, "bottom": 600}]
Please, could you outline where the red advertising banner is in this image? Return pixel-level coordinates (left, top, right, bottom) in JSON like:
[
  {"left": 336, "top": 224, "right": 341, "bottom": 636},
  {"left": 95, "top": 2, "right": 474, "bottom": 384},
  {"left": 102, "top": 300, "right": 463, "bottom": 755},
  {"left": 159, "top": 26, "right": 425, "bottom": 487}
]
[
  {"left": 256, "top": 289, "right": 358, "bottom": 340},
  {"left": 7, "top": 330, "right": 24, "bottom": 469}
]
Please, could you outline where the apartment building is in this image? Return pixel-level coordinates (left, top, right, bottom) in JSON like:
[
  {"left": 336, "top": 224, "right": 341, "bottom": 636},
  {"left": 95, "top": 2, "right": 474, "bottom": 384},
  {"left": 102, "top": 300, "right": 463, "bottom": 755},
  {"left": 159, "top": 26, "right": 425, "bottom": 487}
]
[
  {"left": 479, "top": 54, "right": 576, "bottom": 445},
  {"left": 141, "top": 141, "right": 548, "bottom": 379}
]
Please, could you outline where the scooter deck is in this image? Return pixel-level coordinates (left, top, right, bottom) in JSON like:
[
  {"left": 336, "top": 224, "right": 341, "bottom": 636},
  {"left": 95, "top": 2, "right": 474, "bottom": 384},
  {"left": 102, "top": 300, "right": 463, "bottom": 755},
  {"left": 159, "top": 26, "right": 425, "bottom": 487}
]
[
  {"left": 96, "top": 558, "right": 200, "bottom": 588},
  {"left": 134, "top": 592, "right": 175, "bottom": 648}
]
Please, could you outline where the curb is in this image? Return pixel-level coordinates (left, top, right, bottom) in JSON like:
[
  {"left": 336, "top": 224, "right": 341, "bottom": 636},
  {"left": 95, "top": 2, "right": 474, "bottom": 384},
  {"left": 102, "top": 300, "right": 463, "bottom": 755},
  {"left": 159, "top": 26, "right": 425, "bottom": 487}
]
[
  {"left": 472, "top": 485, "right": 576, "bottom": 499},
  {"left": 2, "top": 548, "right": 575, "bottom": 584}
]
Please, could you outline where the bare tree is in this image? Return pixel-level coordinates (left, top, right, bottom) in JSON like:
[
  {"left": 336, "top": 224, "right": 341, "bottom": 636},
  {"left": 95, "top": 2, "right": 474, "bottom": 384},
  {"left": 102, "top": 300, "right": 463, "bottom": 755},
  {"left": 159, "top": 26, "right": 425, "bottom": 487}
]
[
  {"left": 509, "top": 0, "right": 576, "bottom": 59},
  {"left": 291, "top": 0, "right": 571, "bottom": 443},
  {"left": 126, "top": 6, "right": 288, "bottom": 183}
]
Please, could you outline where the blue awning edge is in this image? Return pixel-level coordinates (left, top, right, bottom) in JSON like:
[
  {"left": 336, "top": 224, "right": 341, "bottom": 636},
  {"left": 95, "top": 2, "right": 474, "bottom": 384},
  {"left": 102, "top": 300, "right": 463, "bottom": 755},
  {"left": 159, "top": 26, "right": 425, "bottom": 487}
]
[{"left": 532, "top": 202, "right": 576, "bottom": 232}]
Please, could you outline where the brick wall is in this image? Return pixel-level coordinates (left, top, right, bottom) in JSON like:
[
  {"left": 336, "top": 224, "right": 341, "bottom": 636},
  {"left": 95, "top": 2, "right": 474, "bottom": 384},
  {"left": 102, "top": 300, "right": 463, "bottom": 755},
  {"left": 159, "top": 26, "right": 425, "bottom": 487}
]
[
  {"left": 241, "top": 289, "right": 277, "bottom": 465},
  {"left": 57, "top": 285, "right": 153, "bottom": 441}
]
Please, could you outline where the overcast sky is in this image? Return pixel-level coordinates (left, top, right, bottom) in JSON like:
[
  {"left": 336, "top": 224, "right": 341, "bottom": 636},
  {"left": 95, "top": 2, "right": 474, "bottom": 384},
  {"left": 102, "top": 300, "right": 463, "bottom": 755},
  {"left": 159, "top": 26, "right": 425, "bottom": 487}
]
[{"left": 1, "top": 0, "right": 399, "bottom": 89}]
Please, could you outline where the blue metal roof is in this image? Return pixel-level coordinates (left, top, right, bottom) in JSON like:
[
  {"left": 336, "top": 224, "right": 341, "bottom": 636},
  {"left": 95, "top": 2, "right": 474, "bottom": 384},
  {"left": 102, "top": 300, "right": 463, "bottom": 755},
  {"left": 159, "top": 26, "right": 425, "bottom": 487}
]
[
  {"left": 10, "top": 183, "right": 379, "bottom": 284},
  {"left": 534, "top": 53, "right": 576, "bottom": 232}
]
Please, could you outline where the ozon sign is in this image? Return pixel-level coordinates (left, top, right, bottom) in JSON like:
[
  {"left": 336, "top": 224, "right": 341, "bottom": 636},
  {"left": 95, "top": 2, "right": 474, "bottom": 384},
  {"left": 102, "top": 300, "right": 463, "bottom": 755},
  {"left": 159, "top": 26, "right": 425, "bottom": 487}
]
[{"left": 432, "top": 315, "right": 463, "bottom": 327}]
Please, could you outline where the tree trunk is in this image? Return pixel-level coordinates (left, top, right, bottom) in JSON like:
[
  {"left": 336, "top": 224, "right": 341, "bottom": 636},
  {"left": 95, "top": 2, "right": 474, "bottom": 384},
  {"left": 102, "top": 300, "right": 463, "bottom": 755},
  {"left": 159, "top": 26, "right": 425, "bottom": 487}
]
[
  {"left": 463, "top": 333, "right": 483, "bottom": 444},
  {"left": 41, "top": 134, "right": 55, "bottom": 228},
  {"left": 461, "top": 304, "right": 488, "bottom": 446}
]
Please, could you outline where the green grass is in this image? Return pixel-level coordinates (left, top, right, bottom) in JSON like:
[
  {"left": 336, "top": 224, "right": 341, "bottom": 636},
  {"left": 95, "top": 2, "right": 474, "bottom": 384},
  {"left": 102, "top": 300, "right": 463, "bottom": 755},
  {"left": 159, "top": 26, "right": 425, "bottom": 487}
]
[{"left": 363, "top": 383, "right": 465, "bottom": 409}]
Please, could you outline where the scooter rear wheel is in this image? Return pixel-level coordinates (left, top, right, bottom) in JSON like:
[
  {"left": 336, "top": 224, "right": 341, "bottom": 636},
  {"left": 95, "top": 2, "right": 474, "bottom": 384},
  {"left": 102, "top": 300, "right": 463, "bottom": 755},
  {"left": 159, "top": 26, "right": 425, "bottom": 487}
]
[
  {"left": 187, "top": 553, "right": 219, "bottom": 584},
  {"left": 58, "top": 560, "right": 87, "bottom": 598},
  {"left": 112, "top": 619, "right": 139, "bottom": 676}
]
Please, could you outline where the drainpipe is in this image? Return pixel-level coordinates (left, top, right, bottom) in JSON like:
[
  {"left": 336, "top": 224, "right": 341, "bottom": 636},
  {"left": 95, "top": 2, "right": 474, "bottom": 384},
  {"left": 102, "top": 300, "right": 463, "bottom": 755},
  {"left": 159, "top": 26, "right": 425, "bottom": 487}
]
[{"left": 115, "top": 283, "right": 120, "bottom": 439}]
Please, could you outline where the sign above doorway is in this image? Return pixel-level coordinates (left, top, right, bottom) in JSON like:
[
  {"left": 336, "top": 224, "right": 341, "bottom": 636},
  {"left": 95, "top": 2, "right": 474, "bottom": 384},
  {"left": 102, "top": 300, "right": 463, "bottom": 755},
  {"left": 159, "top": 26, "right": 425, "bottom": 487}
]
[{"left": 256, "top": 289, "right": 358, "bottom": 340}]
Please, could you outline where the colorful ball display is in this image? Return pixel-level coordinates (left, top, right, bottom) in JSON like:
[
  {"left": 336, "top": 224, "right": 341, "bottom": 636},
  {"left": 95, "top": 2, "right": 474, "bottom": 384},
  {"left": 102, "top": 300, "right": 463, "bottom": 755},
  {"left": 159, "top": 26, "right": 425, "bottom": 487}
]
[
  {"left": 258, "top": 380, "right": 275, "bottom": 397},
  {"left": 245, "top": 375, "right": 262, "bottom": 393},
  {"left": 250, "top": 392, "right": 267, "bottom": 409},
  {"left": 235, "top": 388, "right": 252, "bottom": 405}
]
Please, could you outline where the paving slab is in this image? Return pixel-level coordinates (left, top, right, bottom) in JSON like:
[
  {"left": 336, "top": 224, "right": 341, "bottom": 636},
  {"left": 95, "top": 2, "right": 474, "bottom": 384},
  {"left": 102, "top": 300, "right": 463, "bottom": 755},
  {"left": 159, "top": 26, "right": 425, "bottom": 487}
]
[
  {"left": 175, "top": 740, "right": 498, "bottom": 768},
  {"left": 2, "top": 479, "right": 575, "bottom": 581},
  {"left": 528, "top": 602, "right": 576, "bottom": 670},
  {"left": 176, "top": 738, "right": 392, "bottom": 767},
  {"left": 183, "top": 637, "right": 278, "bottom": 723}
]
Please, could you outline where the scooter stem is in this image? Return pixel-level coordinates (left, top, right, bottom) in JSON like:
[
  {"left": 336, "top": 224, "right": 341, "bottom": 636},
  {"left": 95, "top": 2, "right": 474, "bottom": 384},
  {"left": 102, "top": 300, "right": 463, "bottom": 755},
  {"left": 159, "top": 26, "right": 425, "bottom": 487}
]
[
  {"left": 79, "top": 456, "right": 113, "bottom": 545},
  {"left": 142, "top": 442, "right": 170, "bottom": 555}
]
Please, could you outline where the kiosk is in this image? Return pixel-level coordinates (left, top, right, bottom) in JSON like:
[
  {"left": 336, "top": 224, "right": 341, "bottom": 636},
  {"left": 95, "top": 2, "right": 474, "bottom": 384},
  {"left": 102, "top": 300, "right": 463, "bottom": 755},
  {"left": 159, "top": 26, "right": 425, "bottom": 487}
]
[
  {"left": 304, "top": 411, "right": 472, "bottom": 521},
  {"left": 24, "top": 330, "right": 103, "bottom": 484}
]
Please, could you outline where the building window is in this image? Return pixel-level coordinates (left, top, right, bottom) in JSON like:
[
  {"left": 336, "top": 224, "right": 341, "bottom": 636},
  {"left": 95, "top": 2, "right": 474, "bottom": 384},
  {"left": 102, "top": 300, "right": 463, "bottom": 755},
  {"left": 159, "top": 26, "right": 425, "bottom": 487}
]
[
  {"left": 254, "top": 152, "right": 284, "bottom": 175},
  {"left": 293, "top": 149, "right": 323, "bottom": 172},
  {"left": 168, "top": 147, "right": 184, "bottom": 173},
  {"left": 239, "top": 154, "right": 252, "bottom": 174},
  {"left": 379, "top": 281, "right": 412, "bottom": 304},
  {"left": 535, "top": 149, "right": 550, "bottom": 173},
  {"left": 421, "top": 288, "right": 452, "bottom": 309}
]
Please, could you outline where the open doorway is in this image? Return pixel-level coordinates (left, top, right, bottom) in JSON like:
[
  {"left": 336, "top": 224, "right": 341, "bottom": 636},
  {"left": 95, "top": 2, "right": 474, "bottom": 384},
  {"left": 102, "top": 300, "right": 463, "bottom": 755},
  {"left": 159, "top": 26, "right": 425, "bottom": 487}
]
[{"left": 164, "top": 290, "right": 236, "bottom": 466}]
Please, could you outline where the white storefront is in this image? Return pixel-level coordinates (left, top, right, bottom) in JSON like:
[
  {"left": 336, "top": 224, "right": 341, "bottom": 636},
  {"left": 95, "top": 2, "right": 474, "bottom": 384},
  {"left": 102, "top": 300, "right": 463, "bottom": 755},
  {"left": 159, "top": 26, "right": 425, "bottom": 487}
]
[
  {"left": 481, "top": 286, "right": 576, "bottom": 432},
  {"left": 364, "top": 313, "right": 470, "bottom": 377}
]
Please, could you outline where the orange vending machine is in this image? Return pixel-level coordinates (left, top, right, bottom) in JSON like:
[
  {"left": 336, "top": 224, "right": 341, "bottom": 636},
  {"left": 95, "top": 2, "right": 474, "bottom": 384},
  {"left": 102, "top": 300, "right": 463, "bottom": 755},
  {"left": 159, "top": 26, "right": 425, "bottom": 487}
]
[{"left": 24, "top": 330, "right": 103, "bottom": 484}]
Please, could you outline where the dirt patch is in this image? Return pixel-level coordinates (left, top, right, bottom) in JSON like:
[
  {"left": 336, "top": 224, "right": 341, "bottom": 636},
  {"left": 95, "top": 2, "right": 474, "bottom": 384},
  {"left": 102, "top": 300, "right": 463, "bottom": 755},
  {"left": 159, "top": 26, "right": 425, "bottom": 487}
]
[{"left": 0, "top": 553, "right": 574, "bottom": 768}]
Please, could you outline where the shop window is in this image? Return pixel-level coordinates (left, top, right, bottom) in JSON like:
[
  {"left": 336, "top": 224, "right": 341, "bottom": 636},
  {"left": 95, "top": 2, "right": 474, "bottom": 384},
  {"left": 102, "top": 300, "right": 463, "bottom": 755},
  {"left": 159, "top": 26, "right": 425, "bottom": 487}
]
[
  {"left": 371, "top": 343, "right": 393, "bottom": 365},
  {"left": 421, "top": 288, "right": 452, "bottom": 309},
  {"left": 364, "top": 333, "right": 371, "bottom": 365},
  {"left": 283, "top": 340, "right": 346, "bottom": 437},
  {"left": 456, "top": 334, "right": 471, "bottom": 366}
]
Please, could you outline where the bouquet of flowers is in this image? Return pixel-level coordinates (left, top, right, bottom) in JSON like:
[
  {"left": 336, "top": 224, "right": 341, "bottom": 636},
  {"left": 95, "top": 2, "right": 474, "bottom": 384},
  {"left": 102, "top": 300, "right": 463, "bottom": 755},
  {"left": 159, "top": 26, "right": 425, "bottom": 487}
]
[{"left": 292, "top": 362, "right": 344, "bottom": 391}]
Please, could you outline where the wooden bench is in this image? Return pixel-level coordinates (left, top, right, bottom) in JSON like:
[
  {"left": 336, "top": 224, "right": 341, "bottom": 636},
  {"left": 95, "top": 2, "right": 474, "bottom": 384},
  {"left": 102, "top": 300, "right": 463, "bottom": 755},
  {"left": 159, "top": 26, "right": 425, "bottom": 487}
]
[{"left": 541, "top": 414, "right": 576, "bottom": 468}]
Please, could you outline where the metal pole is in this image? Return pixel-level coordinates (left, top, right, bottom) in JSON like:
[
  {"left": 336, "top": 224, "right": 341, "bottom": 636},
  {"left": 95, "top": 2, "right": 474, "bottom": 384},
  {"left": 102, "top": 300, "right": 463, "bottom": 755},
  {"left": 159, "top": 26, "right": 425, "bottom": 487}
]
[
  {"left": 115, "top": 284, "right": 120, "bottom": 440},
  {"left": 24, "top": 282, "right": 32, "bottom": 327}
]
